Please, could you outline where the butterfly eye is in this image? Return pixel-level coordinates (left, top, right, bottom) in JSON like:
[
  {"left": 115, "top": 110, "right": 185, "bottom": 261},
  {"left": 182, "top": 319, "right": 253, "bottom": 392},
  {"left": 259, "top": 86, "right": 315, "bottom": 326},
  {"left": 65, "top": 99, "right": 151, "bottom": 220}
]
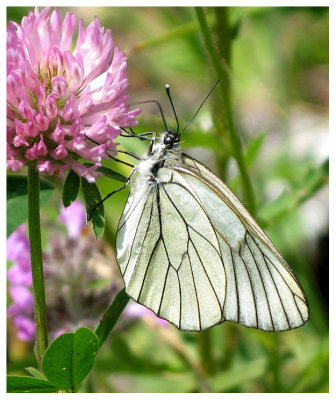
[{"left": 163, "top": 133, "right": 176, "bottom": 145}]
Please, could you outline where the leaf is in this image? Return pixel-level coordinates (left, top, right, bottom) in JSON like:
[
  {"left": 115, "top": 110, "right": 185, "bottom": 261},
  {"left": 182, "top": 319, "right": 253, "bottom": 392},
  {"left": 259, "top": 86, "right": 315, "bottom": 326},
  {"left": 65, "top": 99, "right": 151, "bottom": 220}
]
[
  {"left": 84, "top": 162, "right": 127, "bottom": 182},
  {"left": 72, "top": 328, "right": 99, "bottom": 387},
  {"left": 231, "top": 16, "right": 242, "bottom": 40},
  {"left": 95, "top": 289, "right": 130, "bottom": 348},
  {"left": 287, "top": 337, "right": 329, "bottom": 392},
  {"left": 259, "top": 158, "right": 329, "bottom": 225},
  {"left": 226, "top": 132, "right": 267, "bottom": 192},
  {"left": 25, "top": 367, "right": 47, "bottom": 380},
  {"left": 209, "top": 358, "right": 267, "bottom": 392},
  {"left": 62, "top": 170, "right": 80, "bottom": 207},
  {"left": 41, "top": 333, "right": 74, "bottom": 390},
  {"left": 81, "top": 178, "right": 105, "bottom": 239},
  {"left": 107, "top": 335, "right": 159, "bottom": 373},
  {"left": 245, "top": 131, "right": 267, "bottom": 167},
  {"left": 7, "top": 376, "right": 58, "bottom": 393},
  {"left": 7, "top": 175, "right": 54, "bottom": 237},
  {"left": 42, "top": 328, "right": 99, "bottom": 391}
]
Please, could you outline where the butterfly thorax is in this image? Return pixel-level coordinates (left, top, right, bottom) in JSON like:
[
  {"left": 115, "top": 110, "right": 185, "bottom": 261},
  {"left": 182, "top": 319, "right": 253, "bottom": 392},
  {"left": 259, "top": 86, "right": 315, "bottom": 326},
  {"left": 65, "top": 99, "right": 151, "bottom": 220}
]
[{"left": 134, "top": 130, "right": 182, "bottom": 183}]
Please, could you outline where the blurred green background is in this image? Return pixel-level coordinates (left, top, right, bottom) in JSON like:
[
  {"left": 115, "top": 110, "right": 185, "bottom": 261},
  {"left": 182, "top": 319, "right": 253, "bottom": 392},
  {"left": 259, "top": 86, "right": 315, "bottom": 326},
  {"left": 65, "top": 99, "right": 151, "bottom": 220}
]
[{"left": 7, "top": 6, "right": 329, "bottom": 393}]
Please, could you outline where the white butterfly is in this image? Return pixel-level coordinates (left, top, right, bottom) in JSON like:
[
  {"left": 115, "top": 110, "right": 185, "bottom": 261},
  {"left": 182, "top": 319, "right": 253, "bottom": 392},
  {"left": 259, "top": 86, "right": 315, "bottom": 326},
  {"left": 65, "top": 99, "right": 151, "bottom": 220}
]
[{"left": 114, "top": 84, "right": 309, "bottom": 332}]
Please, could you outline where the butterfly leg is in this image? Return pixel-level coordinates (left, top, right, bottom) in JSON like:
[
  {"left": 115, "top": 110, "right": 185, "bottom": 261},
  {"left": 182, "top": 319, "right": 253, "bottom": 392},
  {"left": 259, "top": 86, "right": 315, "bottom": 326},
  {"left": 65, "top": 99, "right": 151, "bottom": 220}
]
[
  {"left": 84, "top": 133, "right": 138, "bottom": 167},
  {"left": 88, "top": 170, "right": 136, "bottom": 221},
  {"left": 120, "top": 127, "right": 155, "bottom": 142}
]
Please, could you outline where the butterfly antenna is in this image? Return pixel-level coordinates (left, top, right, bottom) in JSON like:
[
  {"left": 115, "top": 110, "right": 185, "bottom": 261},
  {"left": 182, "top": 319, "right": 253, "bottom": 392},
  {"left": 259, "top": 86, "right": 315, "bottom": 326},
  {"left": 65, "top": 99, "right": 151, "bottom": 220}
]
[
  {"left": 165, "top": 84, "right": 180, "bottom": 134},
  {"left": 180, "top": 80, "right": 219, "bottom": 136},
  {"left": 131, "top": 100, "right": 167, "bottom": 131}
]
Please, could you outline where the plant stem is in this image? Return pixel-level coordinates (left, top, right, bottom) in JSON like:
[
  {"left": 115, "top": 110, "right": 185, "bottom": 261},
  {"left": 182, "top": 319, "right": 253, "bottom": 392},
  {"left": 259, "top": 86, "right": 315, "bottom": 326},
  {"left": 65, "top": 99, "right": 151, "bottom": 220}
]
[
  {"left": 221, "top": 324, "right": 239, "bottom": 371},
  {"left": 198, "top": 329, "right": 215, "bottom": 375},
  {"left": 28, "top": 164, "right": 48, "bottom": 370},
  {"left": 94, "top": 289, "right": 130, "bottom": 349},
  {"left": 270, "top": 333, "right": 281, "bottom": 392},
  {"left": 214, "top": 7, "right": 231, "bottom": 67},
  {"left": 195, "top": 7, "right": 256, "bottom": 216}
]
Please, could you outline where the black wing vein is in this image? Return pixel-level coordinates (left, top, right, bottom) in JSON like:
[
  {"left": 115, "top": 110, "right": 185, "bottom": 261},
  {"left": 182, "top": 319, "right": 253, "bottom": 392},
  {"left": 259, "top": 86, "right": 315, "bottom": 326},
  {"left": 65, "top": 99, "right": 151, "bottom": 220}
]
[
  {"left": 263, "top": 253, "right": 305, "bottom": 325},
  {"left": 187, "top": 246, "right": 201, "bottom": 331},
  {"left": 122, "top": 195, "right": 154, "bottom": 278},
  {"left": 177, "top": 272, "right": 182, "bottom": 329},
  {"left": 188, "top": 236, "right": 223, "bottom": 317},
  {"left": 248, "top": 231, "right": 307, "bottom": 327},
  {"left": 293, "top": 294, "right": 305, "bottom": 323},
  {"left": 249, "top": 234, "right": 291, "bottom": 329},
  {"left": 161, "top": 184, "right": 224, "bottom": 266},
  {"left": 239, "top": 236, "right": 258, "bottom": 328},
  {"left": 117, "top": 187, "right": 150, "bottom": 232},
  {"left": 263, "top": 252, "right": 306, "bottom": 304},
  {"left": 228, "top": 246, "right": 240, "bottom": 323},
  {"left": 136, "top": 236, "right": 161, "bottom": 302},
  {"left": 245, "top": 232, "right": 274, "bottom": 330},
  {"left": 157, "top": 265, "right": 171, "bottom": 316}
]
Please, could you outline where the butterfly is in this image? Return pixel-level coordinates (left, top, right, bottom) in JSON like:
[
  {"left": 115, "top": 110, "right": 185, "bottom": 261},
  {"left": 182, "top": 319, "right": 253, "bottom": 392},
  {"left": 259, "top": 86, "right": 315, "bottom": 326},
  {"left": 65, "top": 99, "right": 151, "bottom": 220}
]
[{"left": 113, "top": 83, "right": 309, "bottom": 332}]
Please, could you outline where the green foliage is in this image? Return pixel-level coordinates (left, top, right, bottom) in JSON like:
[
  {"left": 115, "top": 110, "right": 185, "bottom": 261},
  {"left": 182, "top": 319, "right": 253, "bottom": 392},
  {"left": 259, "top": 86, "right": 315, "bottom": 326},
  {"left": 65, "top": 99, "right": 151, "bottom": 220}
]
[
  {"left": 245, "top": 132, "right": 268, "bottom": 167},
  {"left": 229, "top": 131, "right": 267, "bottom": 191},
  {"left": 7, "top": 376, "right": 58, "bottom": 393},
  {"left": 104, "top": 372, "right": 196, "bottom": 393},
  {"left": 84, "top": 163, "right": 128, "bottom": 182},
  {"left": 259, "top": 159, "right": 329, "bottom": 225},
  {"left": 7, "top": 175, "right": 54, "bottom": 237},
  {"left": 209, "top": 357, "right": 267, "bottom": 391},
  {"left": 42, "top": 327, "right": 99, "bottom": 391},
  {"left": 81, "top": 179, "right": 105, "bottom": 239},
  {"left": 80, "top": 164, "right": 126, "bottom": 239},
  {"left": 62, "top": 170, "right": 80, "bottom": 207},
  {"left": 25, "top": 367, "right": 47, "bottom": 380},
  {"left": 7, "top": 328, "right": 99, "bottom": 393}
]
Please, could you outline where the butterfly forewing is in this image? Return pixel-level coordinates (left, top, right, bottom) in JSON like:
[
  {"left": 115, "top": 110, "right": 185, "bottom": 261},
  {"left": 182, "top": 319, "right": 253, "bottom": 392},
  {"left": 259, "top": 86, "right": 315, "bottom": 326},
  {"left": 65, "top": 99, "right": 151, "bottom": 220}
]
[{"left": 116, "top": 166, "right": 226, "bottom": 331}]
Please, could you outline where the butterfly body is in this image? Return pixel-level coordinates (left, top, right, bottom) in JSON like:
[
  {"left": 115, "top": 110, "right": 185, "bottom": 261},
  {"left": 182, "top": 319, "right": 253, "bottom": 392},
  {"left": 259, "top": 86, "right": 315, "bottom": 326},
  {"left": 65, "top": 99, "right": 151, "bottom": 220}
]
[
  {"left": 116, "top": 129, "right": 309, "bottom": 331},
  {"left": 134, "top": 130, "right": 181, "bottom": 180}
]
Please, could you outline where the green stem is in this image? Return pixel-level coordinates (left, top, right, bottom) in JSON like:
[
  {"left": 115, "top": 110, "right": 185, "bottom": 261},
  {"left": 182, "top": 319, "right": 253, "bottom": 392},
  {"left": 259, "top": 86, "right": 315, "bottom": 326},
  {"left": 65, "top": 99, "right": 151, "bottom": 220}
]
[
  {"left": 270, "top": 333, "right": 281, "bottom": 392},
  {"left": 198, "top": 329, "right": 215, "bottom": 375},
  {"left": 221, "top": 324, "right": 239, "bottom": 371},
  {"left": 214, "top": 7, "right": 231, "bottom": 66},
  {"left": 195, "top": 7, "right": 256, "bottom": 216},
  {"left": 28, "top": 165, "right": 48, "bottom": 370},
  {"left": 94, "top": 289, "right": 130, "bottom": 349}
]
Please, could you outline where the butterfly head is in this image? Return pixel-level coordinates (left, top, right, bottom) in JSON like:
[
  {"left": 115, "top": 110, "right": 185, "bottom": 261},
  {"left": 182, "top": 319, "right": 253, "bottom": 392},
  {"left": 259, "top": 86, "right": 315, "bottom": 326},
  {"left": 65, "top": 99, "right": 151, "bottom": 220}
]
[
  {"left": 145, "top": 129, "right": 181, "bottom": 161},
  {"left": 162, "top": 129, "right": 180, "bottom": 148}
]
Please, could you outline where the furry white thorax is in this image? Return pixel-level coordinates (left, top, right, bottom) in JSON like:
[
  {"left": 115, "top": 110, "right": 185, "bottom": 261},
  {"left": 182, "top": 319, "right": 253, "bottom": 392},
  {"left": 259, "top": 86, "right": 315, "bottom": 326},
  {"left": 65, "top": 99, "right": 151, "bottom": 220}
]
[{"left": 134, "top": 132, "right": 182, "bottom": 181}]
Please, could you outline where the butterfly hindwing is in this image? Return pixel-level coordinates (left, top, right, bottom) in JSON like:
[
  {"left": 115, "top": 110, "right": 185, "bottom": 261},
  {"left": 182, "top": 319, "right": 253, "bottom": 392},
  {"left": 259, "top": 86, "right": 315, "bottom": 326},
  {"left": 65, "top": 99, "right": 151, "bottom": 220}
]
[{"left": 176, "top": 154, "right": 309, "bottom": 331}]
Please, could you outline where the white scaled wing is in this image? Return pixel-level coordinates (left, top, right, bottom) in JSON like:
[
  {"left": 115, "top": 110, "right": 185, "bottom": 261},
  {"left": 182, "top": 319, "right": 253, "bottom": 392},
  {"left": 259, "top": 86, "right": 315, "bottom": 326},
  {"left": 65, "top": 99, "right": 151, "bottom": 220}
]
[{"left": 116, "top": 154, "right": 309, "bottom": 332}]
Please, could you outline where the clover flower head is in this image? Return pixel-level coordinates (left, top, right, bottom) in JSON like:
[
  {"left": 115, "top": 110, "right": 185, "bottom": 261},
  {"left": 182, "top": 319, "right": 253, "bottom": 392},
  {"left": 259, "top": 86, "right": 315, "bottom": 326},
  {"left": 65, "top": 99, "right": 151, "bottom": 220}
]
[
  {"left": 7, "top": 203, "right": 167, "bottom": 341},
  {"left": 7, "top": 201, "right": 117, "bottom": 341},
  {"left": 7, "top": 7, "right": 140, "bottom": 182}
]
